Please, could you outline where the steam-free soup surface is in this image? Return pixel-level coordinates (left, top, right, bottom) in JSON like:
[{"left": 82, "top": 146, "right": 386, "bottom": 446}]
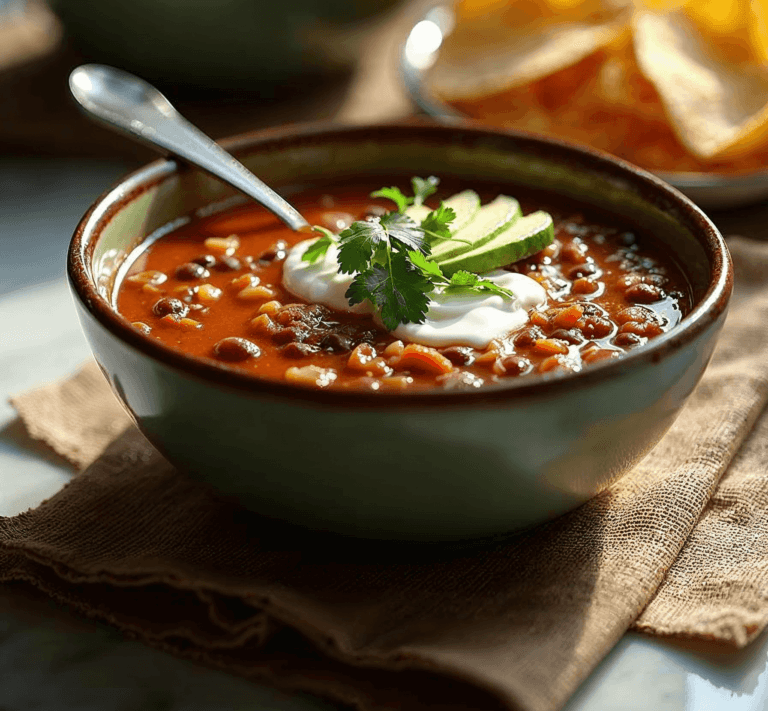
[{"left": 117, "top": 180, "right": 691, "bottom": 392}]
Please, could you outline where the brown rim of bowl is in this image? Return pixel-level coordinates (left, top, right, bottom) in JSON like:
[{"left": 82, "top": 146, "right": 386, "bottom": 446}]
[{"left": 68, "top": 121, "right": 732, "bottom": 408}]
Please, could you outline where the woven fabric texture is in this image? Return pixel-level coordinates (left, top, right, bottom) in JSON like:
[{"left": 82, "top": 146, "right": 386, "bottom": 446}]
[{"left": 2, "top": 237, "right": 767, "bottom": 711}]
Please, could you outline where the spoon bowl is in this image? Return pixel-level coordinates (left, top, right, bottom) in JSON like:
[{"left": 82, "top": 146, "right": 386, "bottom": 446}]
[{"left": 69, "top": 64, "right": 310, "bottom": 230}]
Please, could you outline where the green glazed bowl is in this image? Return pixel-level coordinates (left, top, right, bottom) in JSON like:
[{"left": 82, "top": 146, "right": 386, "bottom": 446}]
[{"left": 68, "top": 123, "right": 732, "bottom": 541}]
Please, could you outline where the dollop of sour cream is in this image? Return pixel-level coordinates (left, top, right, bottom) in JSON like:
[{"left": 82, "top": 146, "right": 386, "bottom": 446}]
[
  {"left": 282, "top": 239, "right": 547, "bottom": 349},
  {"left": 282, "top": 241, "right": 370, "bottom": 314}
]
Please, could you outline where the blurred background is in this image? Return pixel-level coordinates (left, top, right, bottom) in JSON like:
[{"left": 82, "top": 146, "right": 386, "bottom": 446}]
[{"left": 0, "top": 0, "right": 415, "bottom": 162}]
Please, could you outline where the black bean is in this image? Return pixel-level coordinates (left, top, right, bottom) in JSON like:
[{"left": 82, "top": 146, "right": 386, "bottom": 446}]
[
  {"left": 550, "top": 328, "right": 586, "bottom": 345},
  {"left": 281, "top": 342, "right": 318, "bottom": 358},
  {"left": 568, "top": 262, "right": 598, "bottom": 279},
  {"left": 175, "top": 262, "right": 210, "bottom": 281},
  {"left": 318, "top": 332, "right": 354, "bottom": 352},
  {"left": 441, "top": 346, "right": 475, "bottom": 365},
  {"left": 152, "top": 297, "right": 188, "bottom": 318},
  {"left": 272, "top": 326, "right": 305, "bottom": 344},
  {"left": 513, "top": 327, "right": 545, "bottom": 348},
  {"left": 498, "top": 355, "right": 532, "bottom": 376},
  {"left": 259, "top": 241, "right": 288, "bottom": 263},
  {"left": 213, "top": 337, "right": 261, "bottom": 361},
  {"left": 192, "top": 254, "right": 217, "bottom": 268},
  {"left": 613, "top": 332, "right": 645, "bottom": 347},
  {"left": 580, "top": 316, "right": 614, "bottom": 339},
  {"left": 213, "top": 256, "right": 242, "bottom": 272},
  {"left": 615, "top": 306, "right": 662, "bottom": 325},
  {"left": 625, "top": 283, "right": 665, "bottom": 303},
  {"left": 575, "top": 301, "right": 607, "bottom": 317}
]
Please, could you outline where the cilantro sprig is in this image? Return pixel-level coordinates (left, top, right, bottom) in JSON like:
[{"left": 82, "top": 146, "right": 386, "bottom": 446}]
[
  {"left": 371, "top": 176, "right": 439, "bottom": 211},
  {"left": 409, "top": 252, "right": 516, "bottom": 300},
  {"left": 338, "top": 212, "right": 431, "bottom": 330},
  {"left": 302, "top": 226, "right": 336, "bottom": 264},
  {"left": 301, "top": 178, "right": 515, "bottom": 330}
]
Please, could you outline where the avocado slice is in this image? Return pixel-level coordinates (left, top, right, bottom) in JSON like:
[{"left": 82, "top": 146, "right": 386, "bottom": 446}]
[
  {"left": 437, "top": 211, "right": 554, "bottom": 276},
  {"left": 405, "top": 190, "right": 481, "bottom": 241},
  {"left": 434, "top": 189, "right": 481, "bottom": 235},
  {"left": 431, "top": 195, "right": 522, "bottom": 262}
]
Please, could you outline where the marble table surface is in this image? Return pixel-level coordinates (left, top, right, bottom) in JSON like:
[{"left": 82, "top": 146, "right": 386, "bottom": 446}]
[{"left": 1, "top": 157, "right": 767, "bottom": 710}]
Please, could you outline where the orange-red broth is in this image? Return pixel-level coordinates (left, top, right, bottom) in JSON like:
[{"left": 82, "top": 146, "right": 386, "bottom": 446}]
[{"left": 117, "top": 182, "right": 692, "bottom": 392}]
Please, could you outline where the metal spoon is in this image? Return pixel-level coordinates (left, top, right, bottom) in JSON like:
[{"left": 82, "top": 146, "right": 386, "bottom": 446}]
[{"left": 69, "top": 64, "right": 309, "bottom": 231}]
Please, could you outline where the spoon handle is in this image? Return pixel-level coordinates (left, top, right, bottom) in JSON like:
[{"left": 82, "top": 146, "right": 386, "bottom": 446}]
[{"left": 69, "top": 65, "right": 309, "bottom": 231}]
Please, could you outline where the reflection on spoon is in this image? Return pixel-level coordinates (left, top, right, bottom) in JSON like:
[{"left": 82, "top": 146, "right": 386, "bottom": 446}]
[{"left": 69, "top": 64, "right": 310, "bottom": 231}]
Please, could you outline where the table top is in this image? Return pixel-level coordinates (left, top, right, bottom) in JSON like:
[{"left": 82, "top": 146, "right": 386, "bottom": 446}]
[{"left": 1, "top": 156, "right": 767, "bottom": 711}]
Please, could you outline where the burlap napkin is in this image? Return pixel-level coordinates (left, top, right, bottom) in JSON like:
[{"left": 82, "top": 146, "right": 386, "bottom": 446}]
[{"left": 3, "top": 236, "right": 768, "bottom": 711}]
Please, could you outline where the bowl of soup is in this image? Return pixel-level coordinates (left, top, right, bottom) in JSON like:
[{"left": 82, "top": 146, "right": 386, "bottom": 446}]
[{"left": 68, "top": 123, "right": 731, "bottom": 541}]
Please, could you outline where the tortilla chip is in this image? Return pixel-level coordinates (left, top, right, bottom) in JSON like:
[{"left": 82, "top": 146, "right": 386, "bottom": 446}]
[
  {"left": 749, "top": 0, "right": 768, "bottom": 64},
  {"left": 455, "top": 0, "right": 626, "bottom": 25},
  {"left": 429, "top": 14, "right": 627, "bottom": 100},
  {"left": 633, "top": 10, "right": 768, "bottom": 160},
  {"left": 687, "top": 0, "right": 744, "bottom": 35}
]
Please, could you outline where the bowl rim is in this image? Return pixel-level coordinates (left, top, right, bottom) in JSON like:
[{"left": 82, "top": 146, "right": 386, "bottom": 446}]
[{"left": 68, "top": 121, "right": 732, "bottom": 408}]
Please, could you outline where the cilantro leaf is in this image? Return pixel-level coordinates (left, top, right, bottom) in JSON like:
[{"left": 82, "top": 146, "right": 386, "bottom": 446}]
[
  {"left": 380, "top": 212, "right": 429, "bottom": 254},
  {"left": 411, "top": 176, "right": 440, "bottom": 206},
  {"left": 420, "top": 203, "right": 456, "bottom": 244},
  {"left": 337, "top": 213, "right": 429, "bottom": 274},
  {"left": 302, "top": 226, "right": 337, "bottom": 264},
  {"left": 408, "top": 249, "right": 444, "bottom": 281},
  {"left": 475, "top": 281, "right": 517, "bottom": 299},
  {"left": 336, "top": 218, "right": 389, "bottom": 274},
  {"left": 448, "top": 270, "right": 479, "bottom": 287},
  {"left": 346, "top": 251, "right": 432, "bottom": 330},
  {"left": 409, "top": 256, "right": 517, "bottom": 301},
  {"left": 370, "top": 186, "right": 411, "bottom": 213},
  {"left": 446, "top": 270, "right": 516, "bottom": 299}
]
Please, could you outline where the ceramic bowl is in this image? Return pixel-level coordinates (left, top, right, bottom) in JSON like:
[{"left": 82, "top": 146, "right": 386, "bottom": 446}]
[
  {"left": 401, "top": 3, "right": 768, "bottom": 210},
  {"left": 49, "top": 0, "right": 399, "bottom": 91},
  {"left": 68, "top": 123, "right": 732, "bottom": 541}
]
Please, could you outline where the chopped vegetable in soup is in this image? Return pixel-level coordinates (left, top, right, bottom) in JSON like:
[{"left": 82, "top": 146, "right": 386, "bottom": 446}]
[{"left": 117, "top": 178, "right": 692, "bottom": 391}]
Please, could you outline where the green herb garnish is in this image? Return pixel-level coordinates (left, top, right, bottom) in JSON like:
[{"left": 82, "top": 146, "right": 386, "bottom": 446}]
[
  {"left": 346, "top": 250, "right": 434, "bottom": 332},
  {"left": 409, "top": 251, "right": 516, "bottom": 300},
  {"left": 301, "top": 177, "right": 516, "bottom": 330},
  {"left": 371, "top": 176, "right": 440, "bottom": 212},
  {"left": 301, "top": 226, "right": 337, "bottom": 264}
]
